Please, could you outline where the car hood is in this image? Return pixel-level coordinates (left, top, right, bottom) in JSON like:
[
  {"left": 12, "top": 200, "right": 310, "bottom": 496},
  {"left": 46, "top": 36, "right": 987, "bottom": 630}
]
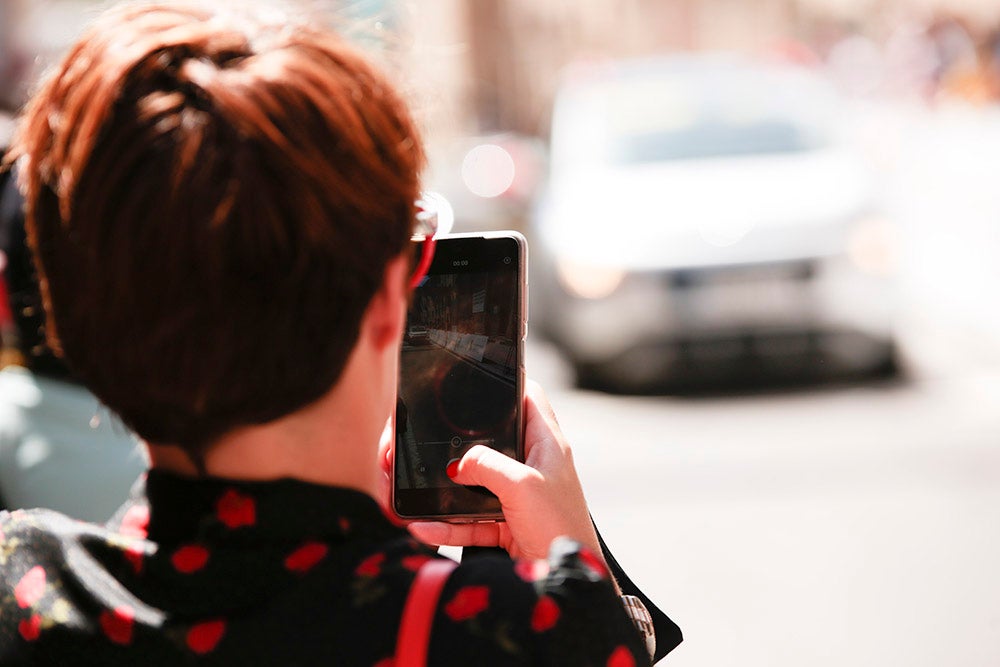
[{"left": 535, "top": 148, "right": 876, "bottom": 271}]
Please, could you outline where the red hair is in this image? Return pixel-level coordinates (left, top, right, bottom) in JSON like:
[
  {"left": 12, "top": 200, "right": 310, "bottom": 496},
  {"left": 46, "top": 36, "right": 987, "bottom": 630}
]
[{"left": 10, "top": 3, "right": 425, "bottom": 451}]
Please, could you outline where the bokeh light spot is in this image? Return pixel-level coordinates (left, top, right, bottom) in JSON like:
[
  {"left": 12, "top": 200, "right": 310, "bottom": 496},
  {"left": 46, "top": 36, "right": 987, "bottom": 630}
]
[{"left": 461, "top": 144, "right": 516, "bottom": 198}]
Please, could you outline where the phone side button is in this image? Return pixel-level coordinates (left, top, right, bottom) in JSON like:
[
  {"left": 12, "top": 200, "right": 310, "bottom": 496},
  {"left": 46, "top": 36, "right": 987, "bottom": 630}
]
[{"left": 522, "top": 291, "right": 528, "bottom": 339}]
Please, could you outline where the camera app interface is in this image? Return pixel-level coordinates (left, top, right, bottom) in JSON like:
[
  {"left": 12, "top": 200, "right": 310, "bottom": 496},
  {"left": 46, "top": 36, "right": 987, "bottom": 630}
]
[{"left": 396, "top": 254, "right": 519, "bottom": 506}]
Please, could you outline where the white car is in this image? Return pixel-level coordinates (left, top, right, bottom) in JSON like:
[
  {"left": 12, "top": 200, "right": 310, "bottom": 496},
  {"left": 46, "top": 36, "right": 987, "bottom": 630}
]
[{"left": 531, "top": 54, "right": 898, "bottom": 390}]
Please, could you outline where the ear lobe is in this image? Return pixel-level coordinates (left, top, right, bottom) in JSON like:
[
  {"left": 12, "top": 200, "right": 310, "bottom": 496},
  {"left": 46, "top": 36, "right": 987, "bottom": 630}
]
[{"left": 364, "top": 252, "right": 410, "bottom": 352}]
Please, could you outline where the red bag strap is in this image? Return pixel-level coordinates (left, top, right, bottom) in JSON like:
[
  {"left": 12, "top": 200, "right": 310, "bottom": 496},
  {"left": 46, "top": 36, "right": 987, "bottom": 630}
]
[{"left": 395, "top": 558, "right": 458, "bottom": 667}]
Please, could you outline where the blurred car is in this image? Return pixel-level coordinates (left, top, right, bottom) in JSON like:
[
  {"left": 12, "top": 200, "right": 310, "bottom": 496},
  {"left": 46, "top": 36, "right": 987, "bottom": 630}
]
[
  {"left": 0, "top": 366, "right": 148, "bottom": 522},
  {"left": 405, "top": 324, "right": 431, "bottom": 345},
  {"left": 530, "top": 54, "right": 898, "bottom": 390},
  {"left": 0, "top": 165, "right": 146, "bottom": 522}
]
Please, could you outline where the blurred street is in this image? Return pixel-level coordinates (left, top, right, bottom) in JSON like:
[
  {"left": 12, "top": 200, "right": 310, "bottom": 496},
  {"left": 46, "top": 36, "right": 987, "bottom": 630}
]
[
  {"left": 536, "top": 340, "right": 1000, "bottom": 667},
  {"left": 525, "top": 104, "right": 1000, "bottom": 667}
]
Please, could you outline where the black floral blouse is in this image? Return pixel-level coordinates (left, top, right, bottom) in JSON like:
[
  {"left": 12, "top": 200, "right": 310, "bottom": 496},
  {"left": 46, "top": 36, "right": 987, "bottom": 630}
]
[{"left": 0, "top": 471, "right": 653, "bottom": 666}]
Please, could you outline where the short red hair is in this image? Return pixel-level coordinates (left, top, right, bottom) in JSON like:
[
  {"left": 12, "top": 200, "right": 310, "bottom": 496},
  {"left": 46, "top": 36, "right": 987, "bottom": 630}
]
[{"left": 11, "top": 3, "right": 425, "bottom": 451}]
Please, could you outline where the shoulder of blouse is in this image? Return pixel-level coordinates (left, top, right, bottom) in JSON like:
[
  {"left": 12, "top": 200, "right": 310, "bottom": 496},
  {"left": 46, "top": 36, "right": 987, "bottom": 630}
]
[{"left": 422, "top": 538, "right": 649, "bottom": 666}]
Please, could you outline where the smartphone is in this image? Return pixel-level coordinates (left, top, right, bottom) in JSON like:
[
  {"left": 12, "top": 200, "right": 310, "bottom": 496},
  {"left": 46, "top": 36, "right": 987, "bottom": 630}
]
[{"left": 393, "top": 231, "right": 527, "bottom": 522}]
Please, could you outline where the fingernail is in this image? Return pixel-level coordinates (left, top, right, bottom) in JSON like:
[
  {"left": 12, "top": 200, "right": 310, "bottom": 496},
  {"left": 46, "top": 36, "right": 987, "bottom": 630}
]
[{"left": 446, "top": 458, "right": 460, "bottom": 479}]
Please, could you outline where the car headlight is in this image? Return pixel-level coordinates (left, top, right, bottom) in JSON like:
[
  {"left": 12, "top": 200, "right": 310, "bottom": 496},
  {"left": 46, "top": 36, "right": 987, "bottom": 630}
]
[
  {"left": 847, "top": 214, "right": 895, "bottom": 276},
  {"left": 555, "top": 257, "right": 626, "bottom": 299}
]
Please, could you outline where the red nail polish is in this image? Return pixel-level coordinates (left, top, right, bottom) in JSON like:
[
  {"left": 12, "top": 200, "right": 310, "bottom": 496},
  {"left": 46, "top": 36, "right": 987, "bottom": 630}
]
[{"left": 446, "top": 459, "right": 460, "bottom": 479}]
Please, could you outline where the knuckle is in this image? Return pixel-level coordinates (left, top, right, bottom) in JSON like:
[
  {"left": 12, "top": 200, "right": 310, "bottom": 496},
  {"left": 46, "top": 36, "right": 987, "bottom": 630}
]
[{"left": 518, "top": 468, "right": 547, "bottom": 494}]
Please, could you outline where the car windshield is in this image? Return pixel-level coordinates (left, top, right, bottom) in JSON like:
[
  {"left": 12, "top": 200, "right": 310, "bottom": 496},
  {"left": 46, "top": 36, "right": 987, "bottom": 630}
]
[
  {"left": 553, "top": 61, "right": 836, "bottom": 167},
  {"left": 609, "top": 116, "right": 815, "bottom": 163}
]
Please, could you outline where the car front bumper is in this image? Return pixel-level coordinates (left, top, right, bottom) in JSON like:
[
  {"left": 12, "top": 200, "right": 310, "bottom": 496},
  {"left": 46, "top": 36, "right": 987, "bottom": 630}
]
[{"left": 538, "top": 256, "right": 896, "bottom": 374}]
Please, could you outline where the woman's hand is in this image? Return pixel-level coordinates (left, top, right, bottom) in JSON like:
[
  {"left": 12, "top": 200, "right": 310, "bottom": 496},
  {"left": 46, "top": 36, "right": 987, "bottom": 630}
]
[{"left": 406, "top": 379, "right": 604, "bottom": 562}]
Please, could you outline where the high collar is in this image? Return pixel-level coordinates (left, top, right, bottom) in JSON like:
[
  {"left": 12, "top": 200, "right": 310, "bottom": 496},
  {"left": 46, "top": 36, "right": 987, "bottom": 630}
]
[{"left": 129, "top": 469, "right": 404, "bottom": 544}]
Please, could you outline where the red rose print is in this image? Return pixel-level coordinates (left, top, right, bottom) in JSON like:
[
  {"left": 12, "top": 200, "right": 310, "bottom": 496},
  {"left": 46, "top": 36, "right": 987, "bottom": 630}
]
[
  {"left": 14, "top": 566, "right": 46, "bottom": 609},
  {"left": 444, "top": 586, "right": 490, "bottom": 622},
  {"left": 172, "top": 545, "right": 210, "bottom": 574},
  {"left": 372, "top": 659, "right": 395, "bottom": 667},
  {"left": 355, "top": 552, "right": 385, "bottom": 578},
  {"left": 579, "top": 548, "right": 609, "bottom": 579},
  {"left": 187, "top": 619, "right": 226, "bottom": 654},
  {"left": 215, "top": 489, "right": 256, "bottom": 529},
  {"left": 607, "top": 646, "right": 636, "bottom": 667},
  {"left": 284, "top": 542, "right": 328, "bottom": 574},
  {"left": 339, "top": 517, "right": 351, "bottom": 532},
  {"left": 401, "top": 555, "right": 433, "bottom": 572},
  {"left": 514, "top": 559, "right": 550, "bottom": 582},
  {"left": 100, "top": 606, "right": 135, "bottom": 645},
  {"left": 119, "top": 505, "right": 149, "bottom": 538},
  {"left": 530, "top": 595, "right": 561, "bottom": 632},
  {"left": 124, "top": 543, "right": 145, "bottom": 574},
  {"left": 18, "top": 614, "right": 42, "bottom": 641}
]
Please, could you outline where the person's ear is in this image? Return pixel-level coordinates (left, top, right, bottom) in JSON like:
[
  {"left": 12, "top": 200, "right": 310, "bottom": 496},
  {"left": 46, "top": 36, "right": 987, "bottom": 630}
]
[{"left": 362, "top": 252, "right": 409, "bottom": 352}]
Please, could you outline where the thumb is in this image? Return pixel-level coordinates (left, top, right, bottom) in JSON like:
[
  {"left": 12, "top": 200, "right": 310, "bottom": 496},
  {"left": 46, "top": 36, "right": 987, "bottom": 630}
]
[{"left": 451, "top": 445, "right": 539, "bottom": 502}]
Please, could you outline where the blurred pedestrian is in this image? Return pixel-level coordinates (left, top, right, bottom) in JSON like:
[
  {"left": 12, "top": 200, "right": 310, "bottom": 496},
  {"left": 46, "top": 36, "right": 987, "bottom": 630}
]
[{"left": 0, "top": 2, "right": 679, "bottom": 665}]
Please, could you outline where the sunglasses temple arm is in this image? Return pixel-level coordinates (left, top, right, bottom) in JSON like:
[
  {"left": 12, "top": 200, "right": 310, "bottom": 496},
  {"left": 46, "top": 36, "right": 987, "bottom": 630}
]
[{"left": 408, "top": 237, "right": 436, "bottom": 291}]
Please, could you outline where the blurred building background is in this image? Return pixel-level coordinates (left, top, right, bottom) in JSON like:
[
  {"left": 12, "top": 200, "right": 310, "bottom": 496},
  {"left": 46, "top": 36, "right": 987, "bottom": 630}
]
[
  {"left": 445, "top": 0, "right": 1000, "bottom": 136},
  {"left": 390, "top": 0, "right": 1000, "bottom": 237},
  {"left": 6, "top": 1, "right": 1000, "bottom": 156}
]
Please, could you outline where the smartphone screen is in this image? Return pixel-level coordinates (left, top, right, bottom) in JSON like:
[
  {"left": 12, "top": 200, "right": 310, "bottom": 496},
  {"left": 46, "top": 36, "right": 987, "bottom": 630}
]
[{"left": 393, "top": 232, "right": 526, "bottom": 521}]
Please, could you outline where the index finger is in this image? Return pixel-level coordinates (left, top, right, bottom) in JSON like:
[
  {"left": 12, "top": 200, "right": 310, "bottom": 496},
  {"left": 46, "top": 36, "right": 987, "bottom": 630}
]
[
  {"left": 525, "top": 379, "right": 558, "bottom": 424},
  {"left": 523, "top": 379, "right": 565, "bottom": 459}
]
